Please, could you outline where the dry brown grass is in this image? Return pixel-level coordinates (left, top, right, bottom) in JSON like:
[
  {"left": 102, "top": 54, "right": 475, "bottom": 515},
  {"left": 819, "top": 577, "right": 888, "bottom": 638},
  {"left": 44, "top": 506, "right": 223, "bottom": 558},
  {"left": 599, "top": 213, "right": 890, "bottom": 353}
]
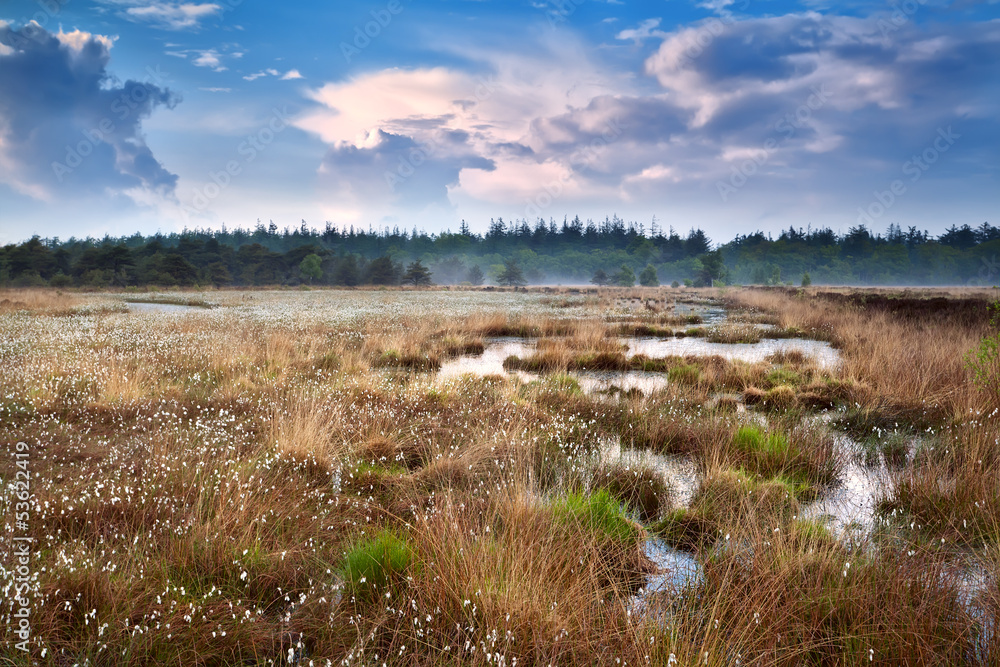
[
  {"left": 3, "top": 287, "right": 999, "bottom": 665},
  {"left": 727, "top": 287, "right": 992, "bottom": 420}
]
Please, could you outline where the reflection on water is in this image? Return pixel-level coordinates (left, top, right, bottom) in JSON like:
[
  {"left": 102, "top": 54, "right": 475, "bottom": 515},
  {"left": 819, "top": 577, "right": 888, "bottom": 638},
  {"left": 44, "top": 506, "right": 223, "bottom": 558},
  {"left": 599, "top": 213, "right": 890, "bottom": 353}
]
[
  {"left": 437, "top": 337, "right": 534, "bottom": 380},
  {"left": 575, "top": 371, "right": 669, "bottom": 395},
  {"left": 438, "top": 334, "right": 841, "bottom": 394},
  {"left": 801, "top": 434, "right": 891, "bottom": 533},
  {"left": 643, "top": 538, "right": 705, "bottom": 594},
  {"left": 626, "top": 336, "right": 840, "bottom": 369},
  {"left": 599, "top": 438, "right": 700, "bottom": 506}
]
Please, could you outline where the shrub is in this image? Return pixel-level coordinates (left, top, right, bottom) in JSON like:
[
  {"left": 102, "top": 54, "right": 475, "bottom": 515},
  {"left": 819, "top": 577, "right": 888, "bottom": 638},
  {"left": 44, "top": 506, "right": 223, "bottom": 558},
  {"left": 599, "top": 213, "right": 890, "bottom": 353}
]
[{"left": 965, "top": 300, "right": 1000, "bottom": 409}]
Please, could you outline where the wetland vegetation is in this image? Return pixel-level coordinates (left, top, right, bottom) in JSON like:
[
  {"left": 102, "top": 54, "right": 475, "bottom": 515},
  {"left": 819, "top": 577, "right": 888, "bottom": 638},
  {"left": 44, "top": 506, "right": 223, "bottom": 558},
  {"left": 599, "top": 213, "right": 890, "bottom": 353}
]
[{"left": 1, "top": 285, "right": 999, "bottom": 665}]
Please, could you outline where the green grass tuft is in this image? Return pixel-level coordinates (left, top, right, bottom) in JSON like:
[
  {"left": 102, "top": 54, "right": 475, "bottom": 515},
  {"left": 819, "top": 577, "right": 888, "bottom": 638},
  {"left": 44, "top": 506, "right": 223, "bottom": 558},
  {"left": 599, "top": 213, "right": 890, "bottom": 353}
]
[{"left": 340, "top": 529, "right": 414, "bottom": 605}]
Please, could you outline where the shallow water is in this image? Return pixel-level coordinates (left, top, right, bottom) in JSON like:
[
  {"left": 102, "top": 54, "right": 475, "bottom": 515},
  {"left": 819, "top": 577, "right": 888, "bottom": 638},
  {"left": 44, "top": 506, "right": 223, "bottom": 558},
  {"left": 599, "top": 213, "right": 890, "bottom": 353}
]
[
  {"left": 598, "top": 439, "right": 700, "bottom": 507},
  {"left": 643, "top": 538, "right": 704, "bottom": 593},
  {"left": 801, "top": 435, "right": 891, "bottom": 533},
  {"left": 626, "top": 336, "right": 841, "bottom": 369},
  {"left": 437, "top": 337, "right": 534, "bottom": 379},
  {"left": 437, "top": 333, "right": 841, "bottom": 393},
  {"left": 126, "top": 301, "right": 206, "bottom": 314}
]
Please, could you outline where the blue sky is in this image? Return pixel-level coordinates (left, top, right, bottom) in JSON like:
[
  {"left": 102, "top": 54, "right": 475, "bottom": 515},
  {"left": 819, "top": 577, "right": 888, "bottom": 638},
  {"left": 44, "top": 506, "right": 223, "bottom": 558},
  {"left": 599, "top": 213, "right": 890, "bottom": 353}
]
[{"left": 0, "top": 0, "right": 997, "bottom": 244}]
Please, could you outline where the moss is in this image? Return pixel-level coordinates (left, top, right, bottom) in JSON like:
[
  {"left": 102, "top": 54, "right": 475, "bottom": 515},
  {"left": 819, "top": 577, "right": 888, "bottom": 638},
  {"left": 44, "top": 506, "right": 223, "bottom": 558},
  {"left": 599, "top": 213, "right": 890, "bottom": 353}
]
[{"left": 766, "top": 368, "right": 802, "bottom": 388}]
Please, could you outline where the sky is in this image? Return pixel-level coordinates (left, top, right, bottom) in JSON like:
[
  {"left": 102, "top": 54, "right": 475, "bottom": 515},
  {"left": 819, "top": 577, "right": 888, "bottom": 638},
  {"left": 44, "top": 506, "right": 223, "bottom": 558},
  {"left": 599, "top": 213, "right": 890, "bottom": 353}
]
[{"left": 0, "top": 0, "right": 997, "bottom": 244}]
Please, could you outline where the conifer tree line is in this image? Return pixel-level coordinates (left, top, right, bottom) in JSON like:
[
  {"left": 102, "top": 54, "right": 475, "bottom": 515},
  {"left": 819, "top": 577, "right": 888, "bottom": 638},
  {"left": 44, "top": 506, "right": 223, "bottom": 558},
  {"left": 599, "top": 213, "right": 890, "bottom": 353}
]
[{"left": 2, "top": 216, "right": 998, "bottom": 288}]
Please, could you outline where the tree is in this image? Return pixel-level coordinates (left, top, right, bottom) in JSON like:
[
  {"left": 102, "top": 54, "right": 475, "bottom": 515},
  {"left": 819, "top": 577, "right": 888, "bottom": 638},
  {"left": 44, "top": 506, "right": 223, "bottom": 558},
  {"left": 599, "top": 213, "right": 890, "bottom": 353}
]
[
  {"left": 403, "top": 260, "right": 433, "bottom": 286},
  {"left": 590, "top": 269, "right": 610, "bottom": 286},
  {"left": 801, "top": 272, "right": 812, "bottom": 287},
  {"left": 613, "top": 264, "right": 635, "bottom": 287},
  {"left": 367, "top": 256, "right": 398, "bottom": 285},
  {"left": 333, "top": 255, "right": 361, "bottom": 286},
  {"left": 497, "top": 259, "right": 527, "bottom": 288},
  {"left": 638, "top": 264, "right": 659, "bottom": 287},
  {"left": 695, "top": 251, "right": 726, "bottom": 287},
  {"left": 299, "top": 253, "right": 323, "bottom": 284},
  {"left": 466, "top": 264, "right": 485, "bottom": 286}
]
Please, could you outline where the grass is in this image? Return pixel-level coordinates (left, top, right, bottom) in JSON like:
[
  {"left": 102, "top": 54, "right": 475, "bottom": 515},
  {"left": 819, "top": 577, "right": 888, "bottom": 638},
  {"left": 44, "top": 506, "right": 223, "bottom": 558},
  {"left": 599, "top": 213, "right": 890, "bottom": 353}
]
[
  {"left": 340, "top": 529, "right": 415, "bottom": 605},
  {"left": 551, "top": 489, "right": 644, "bottom": 544},
  {"left": 2, "top": 285, "right": 998, "bottom": 665},
  {"left": 590, "top": 461, "right": 673, "bottom": 521}
]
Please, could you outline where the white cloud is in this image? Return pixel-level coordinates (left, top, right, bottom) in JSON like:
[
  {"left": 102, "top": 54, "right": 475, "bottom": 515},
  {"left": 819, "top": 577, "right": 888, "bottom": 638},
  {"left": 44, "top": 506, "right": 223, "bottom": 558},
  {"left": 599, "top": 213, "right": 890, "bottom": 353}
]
[
  {"left": 103, "top": 1, "right": 221, "bottom": 30},
  {"left": 192, "top": 48, "right": 226, "bottom": 71},
  {"left": 243, "top": 68, "right": 296, "bottom": 81},
  {"left": 616, "top": 18, "right": 664, "bottom": 42}
]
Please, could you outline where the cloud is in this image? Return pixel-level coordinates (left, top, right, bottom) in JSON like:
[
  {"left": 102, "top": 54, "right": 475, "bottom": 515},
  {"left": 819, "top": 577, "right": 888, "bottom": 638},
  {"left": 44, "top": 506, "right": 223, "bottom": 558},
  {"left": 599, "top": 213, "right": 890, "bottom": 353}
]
[
  {"left": 193, "top": 48, "right": 225, "bottom": 70},
  {"left": 0, "top": 22, "right": 179, "bottom": 201},
  {"left": 616, "top": 18, "right": 664, "bottom": 42},
  {"left": 293, "top": 14, "right": 998, "bottom": 229},
  {"left": 318, "top": 129, "right": 494, "bottom": 211},
  {"left": 98, "top": 1, "right": 221, "bottom": 30},
  {"left": 295, "top": 37, "right": 631, "bottom": 213},
  {"left": 242, "top": 68, "right": 300, "bottom": 81}
]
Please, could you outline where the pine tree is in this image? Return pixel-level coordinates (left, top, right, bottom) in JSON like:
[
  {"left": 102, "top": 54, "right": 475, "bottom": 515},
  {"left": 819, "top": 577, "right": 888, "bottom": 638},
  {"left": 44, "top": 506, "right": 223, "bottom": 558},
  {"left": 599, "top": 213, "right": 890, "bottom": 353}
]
[
  {"left": 590, "top": 269, "right": 610, "bottom": 286},
  {"left": 497, "top": 259, "right": 527, "bottom": 288},
  {"left": 466, "top": 264, "right": 485, "bottom": 286},
  {"left": 403, "top": 260, "right": 433, "bottom": 286}
]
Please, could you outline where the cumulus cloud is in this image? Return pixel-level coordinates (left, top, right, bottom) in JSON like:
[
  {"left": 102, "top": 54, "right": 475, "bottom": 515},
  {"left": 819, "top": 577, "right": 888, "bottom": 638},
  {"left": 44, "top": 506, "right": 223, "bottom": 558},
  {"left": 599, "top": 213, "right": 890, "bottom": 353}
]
[
  {"left": 295, "top": 14, "right": 998, "bottom": 225},
  {"left": 319, "top": 129, "right": 494, "bottom": 210},
  {"left": 295, "top": 39, "right": 628, "bottom": 213},
  {"left": 0, "top": 22, "right": 180, "bottom": 201}
]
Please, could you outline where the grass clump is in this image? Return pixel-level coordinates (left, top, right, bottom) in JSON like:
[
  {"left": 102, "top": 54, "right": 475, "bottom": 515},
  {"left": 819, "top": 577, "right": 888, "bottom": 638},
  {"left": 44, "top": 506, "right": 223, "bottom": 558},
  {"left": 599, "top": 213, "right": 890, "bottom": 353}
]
[
  {"left": 551, "top": 489, "right": 643, "bottom": 544},
  {"left": 726, "top": 424, "right": 838, "bottom": 493},
  {"left": 651, "top": 507, "right": 717, "bottom": 552},
  {"left": 375, "top": 348, "right": 441, "bottom": 370},
  {"left": 685, "top": 531, "right": 979, "bottom": 665},
  {"left": 340, "top": 529, "right": 414, "bottom": 605},
  {"left": 693, "top": 468, "right": 801, "bottom": 527},
  {"left": 667, "top": 363, "right": 701, "bottom": 384},
  {"left": 591, "top": 461, "right": 673, "bottom": 521},
  {"left": 705, "top": 322, "right": 763, "bottom": 344}
]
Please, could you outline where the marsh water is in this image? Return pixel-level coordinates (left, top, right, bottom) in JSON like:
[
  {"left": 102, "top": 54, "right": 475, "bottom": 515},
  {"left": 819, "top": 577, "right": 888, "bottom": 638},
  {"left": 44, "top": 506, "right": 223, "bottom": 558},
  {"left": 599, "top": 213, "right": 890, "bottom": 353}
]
[{"left": 437, "top": 334, "right": 842, "bottom": 391}]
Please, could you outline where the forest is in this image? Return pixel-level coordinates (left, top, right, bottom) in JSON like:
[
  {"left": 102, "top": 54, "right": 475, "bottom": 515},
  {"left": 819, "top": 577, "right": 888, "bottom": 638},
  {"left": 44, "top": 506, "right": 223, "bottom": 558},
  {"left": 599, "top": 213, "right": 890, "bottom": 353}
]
[{"left": 2, "top": 216, "right": 998, "bottom": 288}]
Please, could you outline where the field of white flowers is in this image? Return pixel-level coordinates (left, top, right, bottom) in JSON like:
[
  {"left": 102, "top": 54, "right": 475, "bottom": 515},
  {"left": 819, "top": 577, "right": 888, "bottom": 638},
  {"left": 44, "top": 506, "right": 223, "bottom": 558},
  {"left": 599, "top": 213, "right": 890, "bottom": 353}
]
[{"left": 2, "top": 286, "right": 997, "bottom": 666}]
